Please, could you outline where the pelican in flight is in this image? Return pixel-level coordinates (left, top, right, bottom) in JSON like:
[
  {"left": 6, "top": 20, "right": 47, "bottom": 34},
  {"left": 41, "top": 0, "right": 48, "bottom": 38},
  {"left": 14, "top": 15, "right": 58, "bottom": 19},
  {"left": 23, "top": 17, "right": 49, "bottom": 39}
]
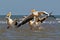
[
  {"left": 17, "top": 9, "right": 50, "bottom": 27},
  {"left": 6, "top": 12, "right": 18, "bottom": 29}
]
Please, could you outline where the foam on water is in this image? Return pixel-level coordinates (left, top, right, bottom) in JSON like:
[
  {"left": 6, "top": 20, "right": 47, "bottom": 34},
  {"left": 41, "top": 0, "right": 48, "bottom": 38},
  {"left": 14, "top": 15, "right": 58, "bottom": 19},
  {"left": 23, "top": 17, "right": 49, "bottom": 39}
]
[{"left": 0, "top": 21, "right": 7, "bottom": 24}]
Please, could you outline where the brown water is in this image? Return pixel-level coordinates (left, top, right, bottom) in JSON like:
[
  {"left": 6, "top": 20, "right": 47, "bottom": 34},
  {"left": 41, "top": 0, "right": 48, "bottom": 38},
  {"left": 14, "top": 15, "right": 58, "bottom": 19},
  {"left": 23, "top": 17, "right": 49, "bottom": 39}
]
[{"left": 0, "top": 23, "right": 60, "bottom": 40}]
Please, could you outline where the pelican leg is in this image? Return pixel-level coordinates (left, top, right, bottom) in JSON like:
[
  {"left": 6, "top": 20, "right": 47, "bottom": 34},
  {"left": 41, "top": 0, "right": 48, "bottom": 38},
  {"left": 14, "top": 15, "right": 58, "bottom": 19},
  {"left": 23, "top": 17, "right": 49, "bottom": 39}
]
[{"left": 7, "top": 26, "right": 10, "bottom": 29}]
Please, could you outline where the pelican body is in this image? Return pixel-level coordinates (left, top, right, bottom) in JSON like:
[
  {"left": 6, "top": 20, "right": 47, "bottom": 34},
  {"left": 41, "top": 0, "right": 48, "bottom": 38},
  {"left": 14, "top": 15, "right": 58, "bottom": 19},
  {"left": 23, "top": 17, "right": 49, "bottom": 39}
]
[{"left": 6, "top": 12, "right": 18, "bottom": 29}]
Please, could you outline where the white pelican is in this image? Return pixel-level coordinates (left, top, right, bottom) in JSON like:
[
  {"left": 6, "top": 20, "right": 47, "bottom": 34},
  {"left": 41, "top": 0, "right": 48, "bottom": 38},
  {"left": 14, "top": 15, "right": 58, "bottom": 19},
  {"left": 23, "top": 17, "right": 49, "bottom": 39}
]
[{"left": 6, "top": 12, "right": 18, "bottom": 29}]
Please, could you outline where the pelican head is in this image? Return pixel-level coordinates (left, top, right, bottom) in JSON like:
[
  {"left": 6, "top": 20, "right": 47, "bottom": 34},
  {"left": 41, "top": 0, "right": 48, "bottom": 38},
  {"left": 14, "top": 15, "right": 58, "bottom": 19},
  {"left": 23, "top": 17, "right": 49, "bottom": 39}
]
[
  {"left": 6, "top": 12, "right": 11, "bottom": 17},
  {"left": 31, "top": 9, "right": 39, "bottom": 17},
  {"left": 31, "top": 9, "right": 36, "bottom": 13},
  {"left": 6, "top": 12, "right": 12, "bottom": 21}
]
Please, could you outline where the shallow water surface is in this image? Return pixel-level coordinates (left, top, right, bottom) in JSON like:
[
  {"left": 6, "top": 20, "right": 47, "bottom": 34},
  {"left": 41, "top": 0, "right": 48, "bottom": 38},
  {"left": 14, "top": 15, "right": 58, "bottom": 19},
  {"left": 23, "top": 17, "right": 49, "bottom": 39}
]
[{"left": 0, "top": 23, "right": 60, "bottom": 40}]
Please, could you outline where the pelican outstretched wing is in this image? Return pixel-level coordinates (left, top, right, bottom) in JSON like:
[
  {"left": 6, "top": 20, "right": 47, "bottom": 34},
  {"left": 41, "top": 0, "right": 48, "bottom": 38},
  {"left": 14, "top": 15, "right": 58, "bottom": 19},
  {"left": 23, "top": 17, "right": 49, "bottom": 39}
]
[{"left": 17, "top": 14, "right": 34, "bottom": 28}]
